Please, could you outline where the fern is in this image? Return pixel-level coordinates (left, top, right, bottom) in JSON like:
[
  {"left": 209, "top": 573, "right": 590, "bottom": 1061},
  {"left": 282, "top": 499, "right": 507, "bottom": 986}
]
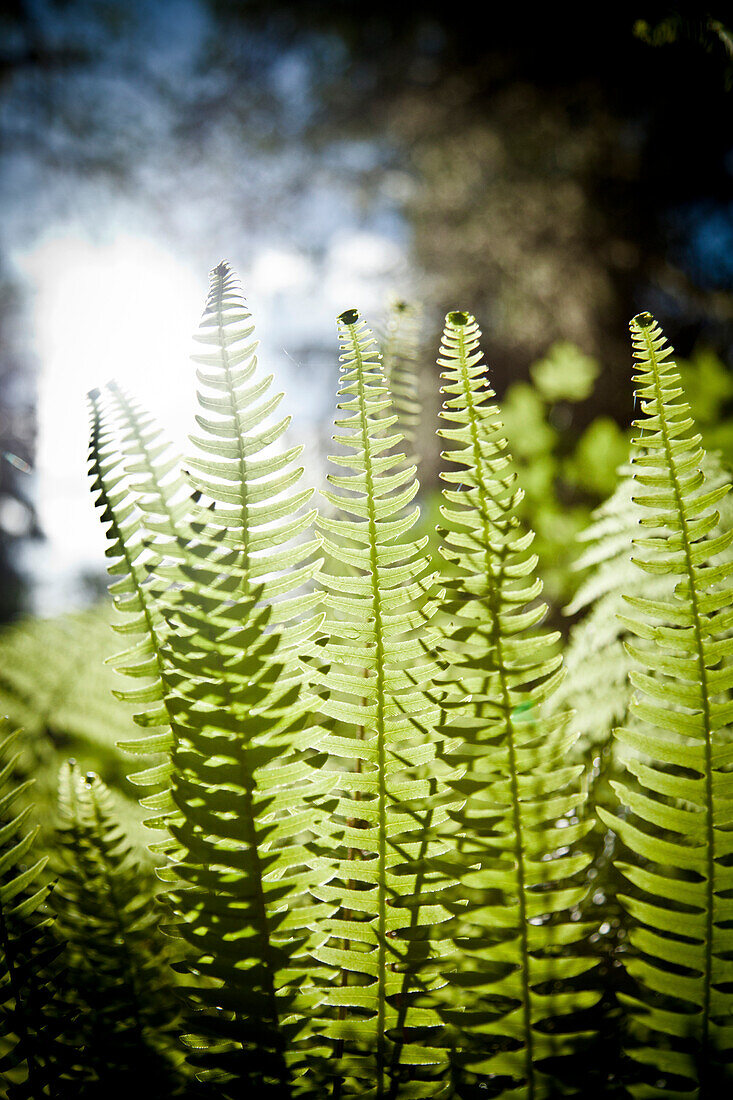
[
  {"left": 435, "top": 310, "right": 597, "bottom": 1096},
  {"left": 172, "top": 262, "right": 322, "bottom": 627},
  {"left": 52, "top": 762, "right": 182, "bottom": 1095},
  {"left": 87, "top": 388, "right": 177, "bottom": 850},
  {"left": 104, "top": 380, "right": 190, "bottom": 559},
  {"left": 158, "top": 262, "right": 330, "bottom": 1095},
  {"left": 597, "top": 313, "right": 733, "bottom": 1094},
  {"left": 379, "top": 298, "right": 421, "bottom": 461},
  {"left": 308, "top": 307, "right": 458, "bottom": 1098},
  {"left": 0, "top": 720, "right": 64, "bottom": 1097},
  {"left": 559, "top": 456, "right": 733, "bottom": 770},
  {"left": 75, "top": 256, "right": 733, "bottom": 1096}
]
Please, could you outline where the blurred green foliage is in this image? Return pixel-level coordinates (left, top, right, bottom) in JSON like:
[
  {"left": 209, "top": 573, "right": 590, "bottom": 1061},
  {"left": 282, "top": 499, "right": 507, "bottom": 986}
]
[{"left": 0, "top": 608, "right": 151, "bottom": 852}]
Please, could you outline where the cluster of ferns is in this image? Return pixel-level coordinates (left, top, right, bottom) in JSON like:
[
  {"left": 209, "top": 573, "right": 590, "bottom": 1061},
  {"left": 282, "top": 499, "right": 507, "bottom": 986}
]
[{"left": 1, "top": 260, "right": 732, "bottom": 1099}]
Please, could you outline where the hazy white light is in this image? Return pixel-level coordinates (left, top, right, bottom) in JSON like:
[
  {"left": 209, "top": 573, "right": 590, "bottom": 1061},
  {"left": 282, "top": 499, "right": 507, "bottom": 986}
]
[
  {"left": 329, "top": 231, "right": 403, "bottom": 276},
  {"left": 323, "top": 231, "right": 405, "bottom": 316},
  {"left": 17, "top": 233, "right": 203, "bottom": 599},
  {"left": 250, "top": 248, "right": 313, "bottom": 294}
]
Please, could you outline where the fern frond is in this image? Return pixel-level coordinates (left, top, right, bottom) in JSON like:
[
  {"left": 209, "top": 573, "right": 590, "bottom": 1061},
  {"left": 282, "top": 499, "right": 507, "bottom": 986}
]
[
  {"left": 596, "top": 313, "right": 733, "bottom": 1093},
  {"left": 87, "top": 388, "right": 177, "bottom": 848},
  {"left": 53, "top": 762, "right": 182, "bottom": 1094},
  {"left": 104, "top": 380, "right": 190, "bottom": 547},
  {"left": 310, "top": 307, "right": 457, "bottom": 1099},
  {"left": 0, "top": 720, "right": 64, "bottom": 1097},
  {"left": 181, "top": 260, "right": 322, "bottom": 629},
  {"left": 379, "top": 298, "right": 421, "bottom": 461},
  {"left": 436, "top": 311, "right": 597, "bottom": 1096},
  {"left": 559, "top": 457, "right": 733, "bottom": 764},
  {"left": 159, "top": 262, "right": 331, "bottom": 1095}
]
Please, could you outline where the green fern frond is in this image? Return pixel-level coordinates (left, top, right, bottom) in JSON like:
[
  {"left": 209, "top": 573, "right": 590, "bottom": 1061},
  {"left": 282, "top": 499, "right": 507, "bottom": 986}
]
[
  {"left": 379, "top": 298, "right": 421, "bottom": 459},
  {"left": 597, "top": 313, "right": 733, "bottom": 1094},
  {"left": 310, "top": 308, "right": 457, "bottom": 1099},
  {"left": 158, "top": 262, "right": 331, "bottom": 1095},
  {"left": 104, "top": 380, "right": 190, "bottom": 549},
  {"left": 559, "top": 456, "right": 733, "bottom": 765},
  {"left": 436, "top": 310, "right": 597, "bottom": 1096},
  {"left": 87, "top": 389, "right": 175, "bottom": 846},
  {"left": 0, "top": 720, "right": 64, "bottom": 1097},
  {"left": 180, "top": 260, "right": 322, "bottom": 629},
  {"left": 53, "top": 762, "right": 182, "bottom": 1093}
]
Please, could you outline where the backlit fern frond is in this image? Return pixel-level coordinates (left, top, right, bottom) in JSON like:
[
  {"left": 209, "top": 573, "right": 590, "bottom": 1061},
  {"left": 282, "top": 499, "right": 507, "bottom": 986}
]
[
  {"left": 88, "top": 390, "right": 175, "bottom": 848},
  {"left": 379, "top": 298, "right": 421, "bottom": 460},
  {"left": 598, "top": 313, "right": 733, "bottom": 1094},
  {"left": 0, "top": 720, "right": 64, "bottom": 1097},
  {"left": 104, "top": 380, "right": 190, "bottom": 554},
  {"left": 436, "top": 310, "right": 597, "bottom": 1096},
  {"left": 558, "top": 455, "right": 733, "bottom": 769},
  {"left": 159, "top": 262, "right": 331, "bottom": 1095},
  {"left": 53, "top": 762, "right": 182, "bottom": 1095},
  {"left": 309, "top": 308, "right": 457, "bottom": 1099},
  {"left": 182, "top": 260, "right": 321, "bottom": 630}
]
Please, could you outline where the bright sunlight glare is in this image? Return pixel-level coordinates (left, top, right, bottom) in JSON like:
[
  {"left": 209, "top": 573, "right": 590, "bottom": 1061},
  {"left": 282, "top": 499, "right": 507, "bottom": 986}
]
[
  {"left": 14, "top": 225, "right": 407, "bottom": 613},
  {"left": 17, "top": 233, "right": 204, "bottom": 609}
]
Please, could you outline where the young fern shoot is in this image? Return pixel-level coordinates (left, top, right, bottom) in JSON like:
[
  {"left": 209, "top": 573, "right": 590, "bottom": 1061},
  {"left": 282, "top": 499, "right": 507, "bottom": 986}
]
[
  {"left": 598, "top": 313, "right": 733, "bottom": 1093},
  {"left": 310, "top": 309, "right": 457, "bottom": 1098},
  {"left": 436, "top": 311, "right": 597, "bottom": 1097}
]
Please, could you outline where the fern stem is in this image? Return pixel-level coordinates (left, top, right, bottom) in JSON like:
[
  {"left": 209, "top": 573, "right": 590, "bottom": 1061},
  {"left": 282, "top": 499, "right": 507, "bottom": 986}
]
[
  {"left": 333, "top": 705, "right": 366, "bottom": 1100},
  {"left": 195, "top": 270, "right": 287, "bottom": 1049},
  {"left": 206, "top": 281, "right": 283, "bottom": 1020}
]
